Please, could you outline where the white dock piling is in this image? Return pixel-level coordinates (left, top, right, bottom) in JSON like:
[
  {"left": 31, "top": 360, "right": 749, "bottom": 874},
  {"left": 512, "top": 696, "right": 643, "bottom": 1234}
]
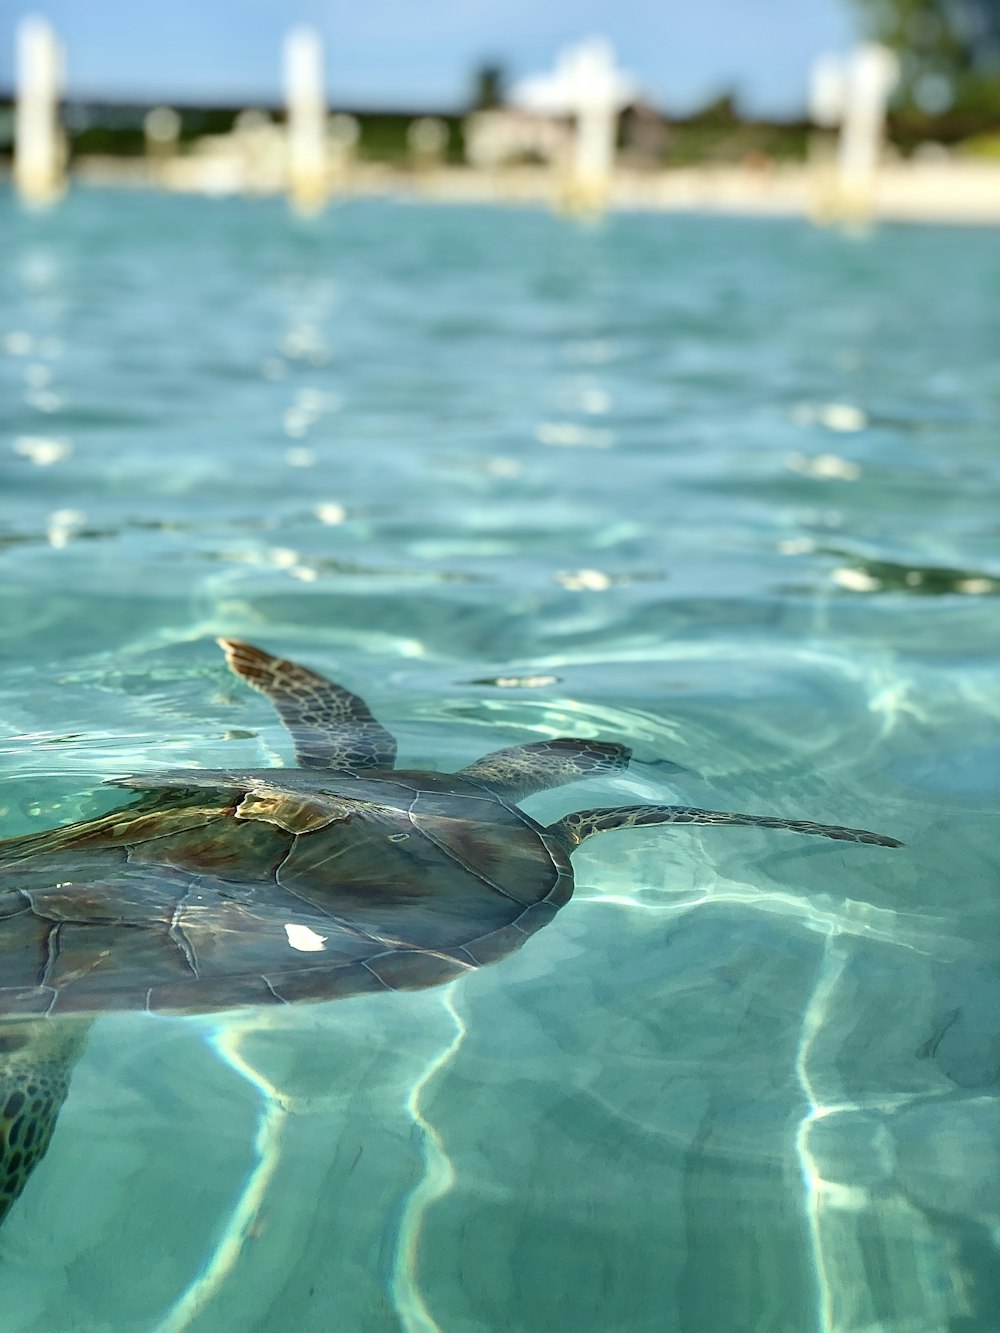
[
  {"left": 283, "top": 27, "right": 328, "bottom": 213},
  {"left": 328, "top": 112, "right": 360, "bottom": 187},
  {"left": 14, "top": 16, "right": 66, "bottom": 205},
  {"left": 809, "top": 44, "right": 899, "bottom": 222},
  {"left": 144, "top": 105, "right": 181, "bottom": 184},
  {"left": 838, "top": 44, "right": 899, "bottom": 212},
  {"left": 511, "top": 39, "right": 635, "bottom": 216},
  {"left": 565, "top": 40, "right": 621, "bottom": 213},
  {"left": 408, "top": 116, "right": 449, "bottom": 172}
]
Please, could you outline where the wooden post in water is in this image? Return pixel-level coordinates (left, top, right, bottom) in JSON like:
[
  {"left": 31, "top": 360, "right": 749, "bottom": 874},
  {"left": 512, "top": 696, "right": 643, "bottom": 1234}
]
[
  {"left": 511, "top": 39, "right": 634, "bottom": 216},
  {"left": 808, "top": 54, "right": 846, "bottom": 220},
  {"left": 283, "top": 26, "right": 328, "bottom": 214},
  {"left": 837, "top": 44, "right": 899, "bottom": 219},
  {"left": 408, "top": 117, "right": 449, "bottom": 174},
  {"left": 564, "top": 40, "right": 621, "bottom": 215},
  {"left": 14, "top": 16, "right": 66, "bottom": 205},
  {"left": 144, "top": 106, "right": 181, "bottom": 186},
  {"left": 809, "top": 44, "right": 898, "bottom": 223},
  {"left": 328, "top": 113, "right": 360, "bottom": 190}
]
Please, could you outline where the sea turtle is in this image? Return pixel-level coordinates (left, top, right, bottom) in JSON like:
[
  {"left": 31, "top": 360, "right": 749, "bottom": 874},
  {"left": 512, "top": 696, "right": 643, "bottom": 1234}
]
[{"left": 0, "top": 639, "right": 901, "bottom": 1223}]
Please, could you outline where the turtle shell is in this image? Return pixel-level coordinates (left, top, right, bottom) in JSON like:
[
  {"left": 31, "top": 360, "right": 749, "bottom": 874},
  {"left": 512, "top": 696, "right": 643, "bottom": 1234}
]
[{"left": 0, "top": 770, "right": 574, "bottom": 1018}]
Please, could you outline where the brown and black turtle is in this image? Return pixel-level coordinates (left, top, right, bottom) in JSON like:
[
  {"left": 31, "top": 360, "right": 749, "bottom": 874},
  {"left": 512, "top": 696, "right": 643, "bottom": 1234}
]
[{"left": 0, "top": 639, "right": 901, "bottom": 1223}]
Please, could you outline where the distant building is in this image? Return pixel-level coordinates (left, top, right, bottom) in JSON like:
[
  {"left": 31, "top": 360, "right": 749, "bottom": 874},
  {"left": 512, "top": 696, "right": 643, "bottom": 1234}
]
[
  {"left": 619, "top": 100, "right": 671, "bottom": 166},
  {"left": 464, "top": 107, "right": 571, "bottom": 169},
  {"left": 464, "top": 98, "right": 670, "bottom": 172}
]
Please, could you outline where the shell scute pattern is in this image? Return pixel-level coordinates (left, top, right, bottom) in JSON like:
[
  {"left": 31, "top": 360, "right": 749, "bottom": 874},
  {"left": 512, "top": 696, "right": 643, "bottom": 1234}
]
[
  {"left": 0, "top": 640, "right": 904, "bottom": 1226},
  {"left": 0, "top": 639, "right": 900, "bottom": 1024}
]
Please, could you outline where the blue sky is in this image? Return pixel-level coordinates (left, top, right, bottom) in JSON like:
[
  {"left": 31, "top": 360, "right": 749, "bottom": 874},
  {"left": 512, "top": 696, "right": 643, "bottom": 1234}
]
[{"left": 2, "top": 0, "right": 861, "bottom": 116}]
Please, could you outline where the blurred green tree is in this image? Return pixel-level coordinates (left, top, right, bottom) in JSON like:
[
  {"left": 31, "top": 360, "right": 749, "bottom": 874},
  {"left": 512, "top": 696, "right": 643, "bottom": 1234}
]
[
  {"left": 849, "top": 0, "right": 1000, "bottom": 111},
  {"left": 470, "top": 63, "right": 506, "bottom": 111}
]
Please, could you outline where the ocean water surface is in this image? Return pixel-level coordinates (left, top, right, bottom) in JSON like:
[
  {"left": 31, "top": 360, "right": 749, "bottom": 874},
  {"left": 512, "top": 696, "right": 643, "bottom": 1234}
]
[{"left": 0, "top": 190, "right": 998, "bottom": 1332}]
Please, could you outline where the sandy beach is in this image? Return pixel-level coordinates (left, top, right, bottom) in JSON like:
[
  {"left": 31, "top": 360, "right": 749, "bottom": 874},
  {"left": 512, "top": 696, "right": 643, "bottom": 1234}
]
[{"left": 67, "top": 154, "right": 1000, "bottom": 225}]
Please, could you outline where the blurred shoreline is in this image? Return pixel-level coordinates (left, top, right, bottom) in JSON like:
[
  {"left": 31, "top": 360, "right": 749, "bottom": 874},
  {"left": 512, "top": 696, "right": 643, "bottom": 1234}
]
[{"left": 58, "top": 156, "right": 1000, "bottom": 226}]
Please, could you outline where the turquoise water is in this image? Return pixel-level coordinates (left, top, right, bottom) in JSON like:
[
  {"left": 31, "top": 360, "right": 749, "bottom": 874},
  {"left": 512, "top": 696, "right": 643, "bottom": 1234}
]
[{"left": 1, "top": 189, "right": 999, "bottom": 1332}]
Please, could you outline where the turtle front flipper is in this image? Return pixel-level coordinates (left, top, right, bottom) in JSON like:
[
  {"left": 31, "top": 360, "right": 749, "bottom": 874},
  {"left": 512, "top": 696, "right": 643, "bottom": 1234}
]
[
  {"left": 218, "top": 639, "right": 397, "bottom": 772},
  {"left": 0, "top": 1020, "right": 89, "bottom": 1226},
  {"left": 460, "top": 739, "right": 631, "bottom": 801},
  {"left": 549, "top": 805, "right": 903, "bottom": 849}
]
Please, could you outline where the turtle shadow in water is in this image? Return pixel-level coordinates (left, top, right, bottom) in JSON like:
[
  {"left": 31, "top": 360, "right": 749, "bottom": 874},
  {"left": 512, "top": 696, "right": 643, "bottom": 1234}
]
[{"left": 0, "top": 638, "right": 902, "bottom": 1226}]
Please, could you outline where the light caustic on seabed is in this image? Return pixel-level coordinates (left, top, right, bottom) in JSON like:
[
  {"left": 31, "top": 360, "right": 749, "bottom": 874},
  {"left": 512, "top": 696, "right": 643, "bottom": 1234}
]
[{"left": 148, "top": 984, "right": 467, "bottom": 1333}]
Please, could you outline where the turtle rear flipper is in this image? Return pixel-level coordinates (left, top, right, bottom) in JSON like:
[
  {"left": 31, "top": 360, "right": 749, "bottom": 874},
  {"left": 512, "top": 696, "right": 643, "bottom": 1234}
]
[
  {"left": 460, "top": 739, "right": 631, "bottom": 800},
  {"left": 218, "top": 639, "right": 398, "bottom": 772},
  {"left": 550, "top": 804, "right": 903, "bottom": 849},
  {"left": 0, "top": 1021, "right": 88, "bottom": 1225}
]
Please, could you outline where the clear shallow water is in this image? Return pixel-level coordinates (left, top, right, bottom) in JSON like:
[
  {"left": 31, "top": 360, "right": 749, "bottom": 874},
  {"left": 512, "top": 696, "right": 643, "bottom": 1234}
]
[{"left": 0, "top": 189, "right": 998, "bottom": 1332}]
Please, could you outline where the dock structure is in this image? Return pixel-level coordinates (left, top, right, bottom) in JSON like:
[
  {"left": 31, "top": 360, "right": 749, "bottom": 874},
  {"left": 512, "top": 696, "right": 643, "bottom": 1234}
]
[
  {"left": 14, "top": 16, "right": 67, "bottom": 205},
  {"left": 11, "top": 22, "right": 997, "bottom": 227}
]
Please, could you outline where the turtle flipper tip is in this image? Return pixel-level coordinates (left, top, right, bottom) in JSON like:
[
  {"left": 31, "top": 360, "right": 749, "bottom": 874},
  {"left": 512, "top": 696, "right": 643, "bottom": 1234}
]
[
  {"left": 837, "top": 826, "right": 904, "bottom": 848},
  {"left": 216, "top": 637, "right": 266, "bottom": 672}
]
